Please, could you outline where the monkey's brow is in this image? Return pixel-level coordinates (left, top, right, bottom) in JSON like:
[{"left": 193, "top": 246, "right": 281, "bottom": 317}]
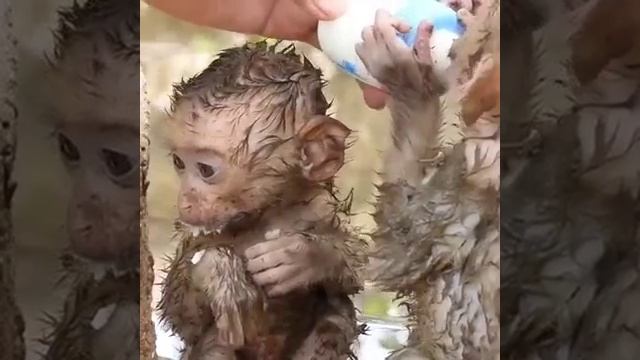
[{"left": 189, "top": 146, "right": 226, "bottom": 158}]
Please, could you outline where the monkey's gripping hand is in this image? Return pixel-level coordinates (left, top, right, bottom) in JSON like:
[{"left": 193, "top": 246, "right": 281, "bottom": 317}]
[
  {"left": 244, "top": 229, "right": 365, "bottom": 297},
  {"left": 356, "top": 9, "right": 444, "bottom": 186},
  {"left": 159, "top": 243, "right": 266, "bottom": 351},
  {"left": 355, "top": 9, "right": 443, "bottom": 102}
]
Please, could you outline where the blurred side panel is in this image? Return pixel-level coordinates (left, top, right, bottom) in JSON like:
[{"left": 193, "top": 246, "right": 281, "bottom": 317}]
[
  {"left": 11, "top": 0, "right": 141, "bottom": 359},
  {"left": 140, "top": 66, "right": 157, "bottom": 360},
  {"left": 502, "top": 0, "right": 640, "bottom": 358},
  {"left": 0, "top": 1, "right": 26, "bottom": 359}
]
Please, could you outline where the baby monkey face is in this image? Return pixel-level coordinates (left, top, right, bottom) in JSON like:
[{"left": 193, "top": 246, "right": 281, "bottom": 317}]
[
  {"left": 170, "top": 100, "right": 351, "bottom": 234},
  {"left": 171, "top": 104, "right": 299, "bottom": 233},
  {"left": 171, "top": 146, "right": 275, "bottom": 233}
]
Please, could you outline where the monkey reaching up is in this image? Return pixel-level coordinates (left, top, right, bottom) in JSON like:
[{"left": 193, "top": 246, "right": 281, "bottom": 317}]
[
  {"left": 356, "top": 6, "right": 499, "bottom": 360},
  {"left": 157, "top": 42, "right": 366, "bottom": 360}
]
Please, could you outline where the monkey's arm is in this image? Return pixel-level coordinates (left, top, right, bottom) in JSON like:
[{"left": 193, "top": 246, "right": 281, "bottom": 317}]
[
  {"left": 292, "top": 295, "right": 360, "bottom": 360},
  {"left": 309, "top": 229, "right": 366, "bottom": 295},
  {"left": 158, "top": 243, "right": 214, "bottom": 347},
  {"left": 160, "top": 242, "right": 265, "bottom": 349},
  {"left": 356, "top": 10, "right": 443, "bottom": 186}
]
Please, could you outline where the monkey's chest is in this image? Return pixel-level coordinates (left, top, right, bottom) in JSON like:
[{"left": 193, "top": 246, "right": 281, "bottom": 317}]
[
  {"left": 240, "top": 291, "right": 324, "bottom": 359},
  {"left": 188, "top": 243, "right": 325, "bottom": 359}
]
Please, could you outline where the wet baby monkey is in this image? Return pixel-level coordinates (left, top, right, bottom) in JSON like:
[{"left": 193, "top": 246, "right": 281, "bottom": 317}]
[{"left": 158, "top": 43, "right": 366, "bottom": 360}]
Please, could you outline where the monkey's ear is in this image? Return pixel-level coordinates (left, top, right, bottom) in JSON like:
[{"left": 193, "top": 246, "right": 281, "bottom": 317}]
[{"left": 296, "top": 115, "right": 351, "bottom": 182}]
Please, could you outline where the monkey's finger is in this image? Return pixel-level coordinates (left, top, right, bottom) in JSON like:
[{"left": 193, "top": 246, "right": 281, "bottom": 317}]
[
  {"left": 361, "top": 25, "right": 375, "bottom": 45},
  {"left": 414, "top": 21, "right": 434, "bottom": 65},
  {"left": 457, "top": 8, "right": 474, "bottom": 28},
  {"left": 475, "top": 141, "right": 488, "bottom": 166},
  {"left": 464, "top": 141, "right": 478, "bottom": 172},
  {"left": 373, "top": 9, "right": 412, "bottom": 63},
  {"left": 244, "top": 236, "right": 296, "bottom": 259},
  {"left": 373, "top": 9, "right": 411, "bottom": 52},
  {"left": 372, "top": 9, "right": 393, "bottom": 43},
  {"left": 374, "top": 8, "right": 411, "bottom": 35},
  {"left": 266, "top": 270, "right": 315, "bottom": 297},
  {"left": 252, "top": 264, "right": 300, "bottom": 287},
  {"left": 355, "top": 43, "right": 373, "bottom": 69},
  {"left": 481, "top": 141, "right": 500, "bottom": 169},
  {"left": 246, "top": 249, "right": 294, "bottom": 274},
  {"left": 355, "top": 42, "right": 385, "bottom": 77}
]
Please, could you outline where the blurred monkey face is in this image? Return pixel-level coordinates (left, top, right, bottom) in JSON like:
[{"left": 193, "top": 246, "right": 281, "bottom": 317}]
[{"left": 56, "top": 124, "right": 139, "bottom": 261}]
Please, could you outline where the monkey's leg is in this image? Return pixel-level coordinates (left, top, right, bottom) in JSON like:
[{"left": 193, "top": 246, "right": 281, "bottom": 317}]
[
  {"left": 183, "top": 344, "right": 237, "bottom": 360},
  {"left": 386, "top": 347, "right": 428, "bottom": 360},
  {"left": 291, "top": 296, "right": 357, "bottom": 360},
  {"left": 158, "top": 249, "right": 212, "bottom": 345},
  {"left": 183, "top": 328, "right": 237, "bottom": 360}
]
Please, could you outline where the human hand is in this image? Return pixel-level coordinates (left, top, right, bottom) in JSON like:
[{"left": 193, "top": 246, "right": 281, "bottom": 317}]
[
  {"left": 253, "top": 0, "right": 389, "bottom": 109},
  {"left": 146, "top": 0, "right": 388, "bottom": 109},
  {"left": 244, "top": 231, "right": 340, "bottom": 297}
]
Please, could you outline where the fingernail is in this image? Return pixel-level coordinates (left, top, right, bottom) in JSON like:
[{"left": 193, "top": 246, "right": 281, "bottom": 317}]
[{"left": 363, "top": 88, "right": 387, "bottom": 110}]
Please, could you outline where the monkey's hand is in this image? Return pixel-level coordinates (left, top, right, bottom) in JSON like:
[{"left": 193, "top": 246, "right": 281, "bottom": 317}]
[
  {"left": 244, "top": 232, "right": 345, "bottom": 297},
  {"left": 355, "top": 9, "right": 442, "bottom": 101}
]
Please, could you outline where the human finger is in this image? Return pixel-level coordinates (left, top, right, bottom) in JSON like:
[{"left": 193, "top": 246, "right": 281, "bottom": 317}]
[
  {"left": 295, "top": 0, "right": 347, "bottom": 21},
  {"left": 359, "top": 82, "right": 388, "bottom": 109}
]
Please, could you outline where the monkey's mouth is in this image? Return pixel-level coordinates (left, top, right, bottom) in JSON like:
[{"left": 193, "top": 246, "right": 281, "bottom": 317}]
[
  {"left": 184, "top": 225, "right": 224, "bottom": 237},
  {"left": 181, "top": 211, "right": 261, "bottom": 237}
]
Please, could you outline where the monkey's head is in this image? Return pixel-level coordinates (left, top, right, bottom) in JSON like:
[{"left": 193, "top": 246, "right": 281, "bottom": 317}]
[
  {"left": 167, "top": 43, "right": 351, "bottom": 233},
  {"left": 48, "top": 0, "right": 139, "bottom": 263}
]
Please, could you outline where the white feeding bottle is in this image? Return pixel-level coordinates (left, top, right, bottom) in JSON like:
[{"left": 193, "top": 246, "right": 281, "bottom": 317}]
[{"left": 317, "top": 0, "right": 464, "bottom": 88}]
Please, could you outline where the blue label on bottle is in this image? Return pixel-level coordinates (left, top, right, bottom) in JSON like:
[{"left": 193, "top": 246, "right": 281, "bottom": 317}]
[{"left": 340, "top": 60, "right": 358, "bottom": 76}]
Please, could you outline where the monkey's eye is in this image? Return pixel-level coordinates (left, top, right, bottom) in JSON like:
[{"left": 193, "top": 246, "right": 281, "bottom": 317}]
[
  {"left": 57, "top": 133, "right": 80, "bottom": 162},
  {"left": 197, "top": 163, "right": 216, "bottom": 179},
  {"left": 101, "top": 149, "right": 133, "bottom": 177},
  {"left": 172, "top": 154, "right": 185, "bottom": 170}
]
